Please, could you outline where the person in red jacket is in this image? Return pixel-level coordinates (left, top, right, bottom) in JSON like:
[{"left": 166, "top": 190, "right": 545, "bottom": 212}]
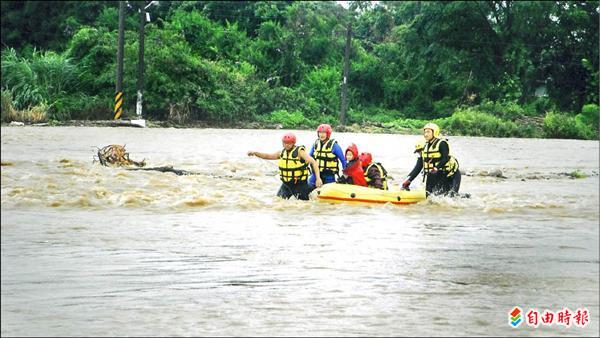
[{"left": 336, "top": 143, "right": 367, "bottom": 186}]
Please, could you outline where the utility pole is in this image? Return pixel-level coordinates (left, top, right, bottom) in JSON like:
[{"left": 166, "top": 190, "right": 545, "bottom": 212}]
[
  {"left": 136, "top": 0, "right": 145, "bottom": 119},
  {"left": 114, "top": 1, "right": 125, "bottom": 120},
  {"left": 340, "top": 20, "right": 351, "bottom": 126}
]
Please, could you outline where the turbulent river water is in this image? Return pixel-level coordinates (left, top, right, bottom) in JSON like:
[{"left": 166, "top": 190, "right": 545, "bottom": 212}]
[{"left": 1, "top": 126, "right": 599, "bottom": 336}]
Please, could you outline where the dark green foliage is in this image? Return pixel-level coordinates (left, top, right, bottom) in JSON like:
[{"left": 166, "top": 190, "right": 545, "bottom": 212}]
[
  {"left": 543, "top": 111, "right": 595, "bottom": 140},
  {"left": 442, "top": 109, "right": 524, "bottom": 138},
  {"left": 1, "top": 49, "right": 72, "bottom": 108},
  {"left": 266, "top": 109, "right": 310, "bottom": 128},
  {"left": 1, "top": 1, "right": 597, "bottom": 139},
  {"left": 1, "top": 1, "right": 116, "bottom": 51},
  {"left": 578, "top": 104, "right": 600, "bottom": 131}
]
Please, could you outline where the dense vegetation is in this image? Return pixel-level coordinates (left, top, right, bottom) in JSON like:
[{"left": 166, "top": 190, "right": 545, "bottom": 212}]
[{"left": 1, "top": 1, "right": 598, "bottom": 139}]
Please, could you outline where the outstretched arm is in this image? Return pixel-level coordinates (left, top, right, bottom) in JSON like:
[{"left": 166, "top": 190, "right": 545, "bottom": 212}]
[
  {"left": 407, "top": 157, "right": 423, "bottom": 182},
  {"left": 247, "top": 150, "right": 279, "bottom": 160},
  {"left": 402, "top": 157, "right": 424, "bottom": 190}
]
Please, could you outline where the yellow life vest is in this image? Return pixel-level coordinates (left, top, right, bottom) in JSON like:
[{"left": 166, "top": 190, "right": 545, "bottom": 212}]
[
  {"left": 364, "top": 162, "right": 389, "bottom": 190},
  {"left": 278, "top": 146, "right": 309, "bottom": 183},
  {"left": 313, "top": 138, "right": 339, "bottom": 174},
  {"left": 422, "top": 138, "right": 459, "bottom": 177}
]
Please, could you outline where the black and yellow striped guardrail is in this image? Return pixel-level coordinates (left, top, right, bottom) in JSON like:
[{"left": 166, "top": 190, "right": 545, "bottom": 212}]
[{"left": 114, "top": 91, "right": 123, "bottom": 120}]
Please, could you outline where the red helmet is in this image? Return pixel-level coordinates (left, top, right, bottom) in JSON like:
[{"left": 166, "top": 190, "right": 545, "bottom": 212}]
[
  {"left": 282, "top": 132, "right": 296, "bottom": 144},
  {"left": 359, "top": 152, "right": 372, "bottom": 167},
  {"left": 346, "top": 143, "right": 359, "bottom": 158},
  {"left": 316, "top": 124, "right": 332, "bottom": 138}
]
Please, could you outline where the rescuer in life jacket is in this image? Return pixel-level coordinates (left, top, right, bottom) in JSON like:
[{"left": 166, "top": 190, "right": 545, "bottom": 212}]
[
  {"left": 336, "top": 143, "right": 367, "bottom": 187},
  {"left": 248, "top": 132, "right": 322, "bottom": 200},
  {"left": 308, "top": 123, "right": 347, "bottom": 188},
  {"left": 401, "top": 123, "right": 461, "bottom": 196},
  {"left": 358, "top": 152, "right": 389, "bottom": 190}
]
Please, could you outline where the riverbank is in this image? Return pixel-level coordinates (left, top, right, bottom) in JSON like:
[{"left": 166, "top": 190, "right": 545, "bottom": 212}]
[
  {"left": 2, "top": 109, "right": 598, "bottom": 140},
  {"left": 2, "top": 119, "right": 417, "bottom": 135},
  {"left": 4, "top": 102, "right": 599, "bottom": 140}
]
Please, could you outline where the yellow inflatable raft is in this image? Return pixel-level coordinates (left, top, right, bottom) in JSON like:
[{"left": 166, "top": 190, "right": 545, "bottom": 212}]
[{"left": 315, "top": 183, "right": 426, "bottom": 205}]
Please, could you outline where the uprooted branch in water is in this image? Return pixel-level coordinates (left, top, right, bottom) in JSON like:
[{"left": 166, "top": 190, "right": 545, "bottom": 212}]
[
  {"left": 95, "top": 144, "right": 146, "bottom": 167},
  {"left": 124, "top": 165, "right": 255, "bottom": 180},
  {"left": 94, "top": 144, "right": 254, "bottom": 180}
]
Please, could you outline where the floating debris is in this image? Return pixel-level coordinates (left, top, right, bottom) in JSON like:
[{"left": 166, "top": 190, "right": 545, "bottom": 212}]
[
  {"left": 477, "top": 169, "right": 506, "bottom": 178},
  {"left": 126, "top": 165, "right": 191, "bottom": 175},
  {"left": 465, "top": 169, "right": 507, "bottom": 178},
  {"left": 565, "top": 170, "right": 588, "bottom": 179},
  {"left": 93, "top": 145, "right": 256, "bottom": 179},
  {"left": 95, "top": 144, "right": 146, "bottom": 167}
]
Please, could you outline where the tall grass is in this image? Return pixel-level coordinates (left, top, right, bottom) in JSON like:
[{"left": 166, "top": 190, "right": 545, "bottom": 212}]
[
  {"left": 1, "top": 89, "right": 15, "bottom": 122},
  {"left": 1, "top": 89, "right": 48, "bottom": 123},
  {"left": 1, "top": 48, "right": 81, "bottom": 120}
]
